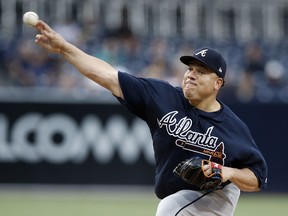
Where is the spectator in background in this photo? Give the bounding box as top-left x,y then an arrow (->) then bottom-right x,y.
5,39 -> 60,87
53,19 -> 82,46
236,43 -> 266,103
256,59 -> 287,103
1,19 -> 288,104
141,38 -> 170,80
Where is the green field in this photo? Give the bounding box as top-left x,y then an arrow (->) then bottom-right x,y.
0,186 -> 287,216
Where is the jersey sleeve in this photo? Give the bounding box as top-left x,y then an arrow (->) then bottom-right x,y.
243,128 -> 268,190
115,71 -> 172,121
115,72 -> 148,120
231,121 -> 268,190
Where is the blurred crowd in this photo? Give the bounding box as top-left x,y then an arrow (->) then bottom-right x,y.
0,20 -> 288,104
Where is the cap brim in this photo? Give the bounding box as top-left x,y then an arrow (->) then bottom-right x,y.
180,56 -> 217,75
180,56 -> 207,67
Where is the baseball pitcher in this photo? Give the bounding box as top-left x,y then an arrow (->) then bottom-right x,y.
33,20 -> 268,216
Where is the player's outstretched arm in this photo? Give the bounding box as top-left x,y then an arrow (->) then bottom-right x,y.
34,20 -> 123,98
222,167 -> 260,192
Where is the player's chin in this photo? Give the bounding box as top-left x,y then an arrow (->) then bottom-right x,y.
183,90 -> 198,102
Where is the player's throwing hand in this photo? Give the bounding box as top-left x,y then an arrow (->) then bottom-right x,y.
34,20 -> 66,54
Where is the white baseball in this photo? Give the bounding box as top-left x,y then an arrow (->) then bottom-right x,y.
23,11 -> 39,27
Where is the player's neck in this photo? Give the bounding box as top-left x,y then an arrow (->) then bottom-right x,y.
189,98 -> 221,112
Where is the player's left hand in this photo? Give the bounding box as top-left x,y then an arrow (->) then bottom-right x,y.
173,156 -> 223,192
203,163 -> 211,176
203,161 -> 223,178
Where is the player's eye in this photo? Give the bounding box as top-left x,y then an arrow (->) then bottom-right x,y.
197,70 -> 206,75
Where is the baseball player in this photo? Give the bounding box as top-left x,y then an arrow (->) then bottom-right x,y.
34,20 -> 268,216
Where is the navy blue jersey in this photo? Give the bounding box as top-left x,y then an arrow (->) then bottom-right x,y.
116,71 -> 268,199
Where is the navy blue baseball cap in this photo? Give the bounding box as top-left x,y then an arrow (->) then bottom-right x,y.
180,47 -> 227,79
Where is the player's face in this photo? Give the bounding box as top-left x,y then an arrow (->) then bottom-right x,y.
182,62 -> 223,105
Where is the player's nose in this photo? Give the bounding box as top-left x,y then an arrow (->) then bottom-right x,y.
186,69 -> 197,79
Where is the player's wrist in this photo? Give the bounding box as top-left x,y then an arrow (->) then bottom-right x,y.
221,166 -> 234,182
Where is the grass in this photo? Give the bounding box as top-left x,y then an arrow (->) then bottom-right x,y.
0,185 -> 158,216
0,196 -> 158,216
0,186 -> 287,216
235,193 -> 288,216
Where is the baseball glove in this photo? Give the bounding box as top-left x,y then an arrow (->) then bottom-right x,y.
173,156 -> 223,192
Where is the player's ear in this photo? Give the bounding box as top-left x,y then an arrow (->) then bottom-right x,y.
215,78 -> 224,90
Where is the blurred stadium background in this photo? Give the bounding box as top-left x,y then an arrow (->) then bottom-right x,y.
0,0 -> 288,215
